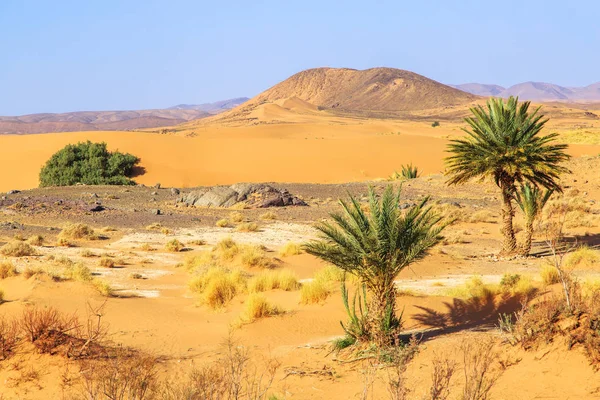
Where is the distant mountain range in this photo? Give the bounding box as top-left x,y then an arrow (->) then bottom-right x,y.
452,82 -> 600,102
0,98 -> 249,134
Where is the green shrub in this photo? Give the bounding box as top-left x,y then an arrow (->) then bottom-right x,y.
39,141 -> 140,187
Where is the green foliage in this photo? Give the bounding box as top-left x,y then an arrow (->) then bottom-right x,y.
39,141 -> 140,187
389,163 -> 419,181
515,183 -> 553,223
304,185 -> 445,345
431,121 -> 440,127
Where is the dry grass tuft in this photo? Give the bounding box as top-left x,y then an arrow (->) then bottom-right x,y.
247,269 -> 299,292
0,261 -> 18,279
80,249 -> 96,258
216,219 -> 230,228
229,211 -> 245,223
440,229 -> 469,245
241,293 -> 282,322
92,279 -> 114,297
447,276 -> 496,300
540,264 -> 561,285
0,241 -> 36,257
467,210 -> 497,224
240,245 -> 274,268
145,222 -> 163,231
260,211 -> 277,220
59,223 -> 98,240
300,280 -> 331,304
235,222 -> 259,232
278,242 -> 302,257
214,238 -> 240,261
565,246 -> 600,269
26,235 -> 44,246
56,237 -> 74,247
165,239 -> 184,252
188,267 -> 246,309
98,257 -> 116,268
64,263 -> 93,282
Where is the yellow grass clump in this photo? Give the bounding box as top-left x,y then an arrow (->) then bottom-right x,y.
565,246 -> 600,269
0,241 -> 36,257
26,235 -> 44,246
229,211 -> 245,223
540,264 -> 560,285
59,223 -> 98,240
56,238 -> 74,247
499,273 -> 536,297
278,242 -> 302,257
440,229 -> 469,245
447,276 -> 496,300
92,279 -> 114,297
467,210 -> 496,224
165,239 -> 184,252
184,251 -> 217,273
80,249 -> 96,257
145,222 -> 163,231
188,267 -> 246,309
214,238 -> 240,261
98,257 -> 116,268
216,219 -> 230,228
0,261 -> 18,279
64,263 -> 93,282
240,245 -> 274,268
241,293 -> 282,322
235,222 -> 259,232
260,211 -> 277,220
300,280 -> 331,304
247,269 -> 300,292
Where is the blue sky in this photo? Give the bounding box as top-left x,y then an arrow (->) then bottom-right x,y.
0,0 -> 598,115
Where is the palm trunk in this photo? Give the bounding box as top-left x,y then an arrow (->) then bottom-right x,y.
519,219 -> 534,256
367,282 -> 397,346
500,187 -> 517,256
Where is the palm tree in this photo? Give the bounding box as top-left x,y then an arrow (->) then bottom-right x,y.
303,185 -> 445,346
445,97 -> 570,255
515,183 -> 553,256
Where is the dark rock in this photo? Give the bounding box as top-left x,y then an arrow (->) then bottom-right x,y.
7,190 -> 20,195
170,188 -> 180,195
154,183 -> 161,189
151,209 -> 162,215
90,193 -> 99,198
89,205 -> 105,212
178,184 -> 307,209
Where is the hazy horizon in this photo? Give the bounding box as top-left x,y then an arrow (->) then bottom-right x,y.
1,0 -> 599,115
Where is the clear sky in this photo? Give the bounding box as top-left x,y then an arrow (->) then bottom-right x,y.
1,0 -> 598,115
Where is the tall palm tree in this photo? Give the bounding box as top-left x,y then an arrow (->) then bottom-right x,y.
515,183 -> 553,256
445,97 -> 570,255
303,185 -> 445,346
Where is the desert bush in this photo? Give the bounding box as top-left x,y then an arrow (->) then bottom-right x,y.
39,141 -> 140,186
278,242 -> 302,257
461,337 -> 501,400
145,222 -> 163,231
64,263 -> 93,282
300,280 -> 331,304
440,229 -> 469,245
216,219 -> 230,228
247,269 -> 299,292
21,306 -> 79,354
0,261 -> 18,279
165,239 -> 184,252
429,354 -> 456,400
13,233 -> 25,241
214,238 -> 240,261
57,237 -> 74,247
0,315 -> 19,360
260,211 -> 277,220
80,249 -> 96,257
22,266 -> 43,279
26,235 -> 45,246
187,239 -> 206,246
467,210 -> 496,224
241,293 -> 282,322
229,211 -> 245,223
447,276 -> 496,300
139,243 -> 155,252
188,267 -> 246,309
432,121 -> 440,128
92,279 -> 114,297
184,252 -> 218,273
130,273 -> 143,280
565,245 -> 600,269
540,264 -> 561,285
98,257 -> 116,268
235,222 -> 259,232
0,241 -> 36,257
240,245 -> 274,268
59,223 -> 98,240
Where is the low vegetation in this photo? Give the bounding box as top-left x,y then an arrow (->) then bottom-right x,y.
59,223 -> 98,240
165,238 -> 184,252
39,141 -> 140,186
300,280 -> 331,305
188,267 -> 246,309
0,261 -> 18,279
278,241 -> 302,257
215,218 -> 230,228
247,269 -> 299,292
235,222 -> 259,232
241,293 -> 282,322
0,241 -> 36,257
26,235 -> 44,246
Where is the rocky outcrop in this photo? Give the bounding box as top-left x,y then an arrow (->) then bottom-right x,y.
178,184 -> 307,208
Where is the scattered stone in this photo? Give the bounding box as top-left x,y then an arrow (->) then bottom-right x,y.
1,196 -> 6,200
170,188 -> 180,195
179,184 -> 307,208
154,183 -> 161,189
0,221 -> 21,230
90,193 -> 99,198
89,205 -> 105,212
151,191 -> 158,195
151,209 -> 162,215
7,190 -> 20,195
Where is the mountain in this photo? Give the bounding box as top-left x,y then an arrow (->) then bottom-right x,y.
454,81 -> 600,102
0,109 -> 212,134
451,83 -> 505,97
169,97 -> 249,114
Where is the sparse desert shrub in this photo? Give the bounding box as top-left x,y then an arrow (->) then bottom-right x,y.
161,227 -> 172,235
39,141 -> 140,186
80,249 -> 96,257
184,251 -> 217,273
235,222 -> 259,232
0,261 -> 18,279
0,241 -> 36,257
461,337 -> 501,400
440,229 -> 469,245
22,266 -> 43,279
229,211 -> 245,223
241,293 -> 282,322
187,239 -> 206,246
313,264 -> 347,284
214,238 -> 240,261
98,257 -> 116,268
448,276 -> 496,300
145,222 -> 163,231
499,274 -> 535,297
432,121 -> 440,128
240,245 -> 274,268
56,237 -> 74,247
20,306 -> 79,354
260,211 -> 277,220
13,233 -> 25,241
102,226 -> 117,232
59,223 -> 98,241
278,242 -> 302,257
26,235 -> 44,246
188,267 -> 246,309
216,219 -> 230,228
467,210 -> 496,224
300,280 -> 331,304
565,245 -> 600,269
389,163 -> 419,181
165,239 -> 184,252
92,279 -> 114,297
64,263 -> 93,282
0,315 -> 19,360
540,264 -> 561,285
130,273 -> 143,280
139,243 -> 155,252
247,269 -> 299,292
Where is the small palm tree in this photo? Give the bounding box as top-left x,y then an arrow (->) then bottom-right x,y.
515,183 -> 553,256
445,97 -> 570,255
303,185 -> 445,346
